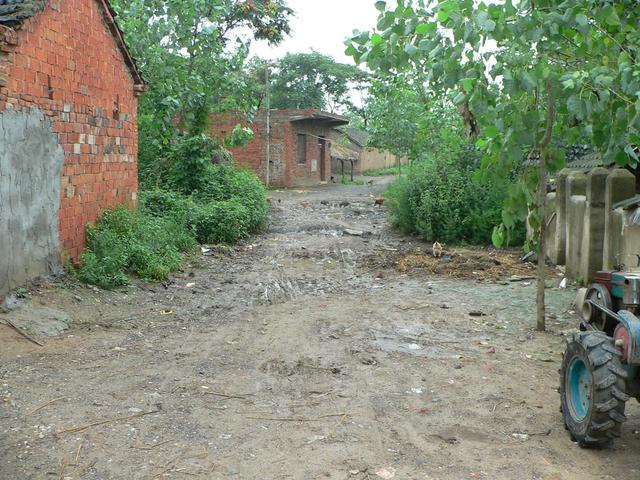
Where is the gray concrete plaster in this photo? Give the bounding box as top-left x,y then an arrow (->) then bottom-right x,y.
0,109 -> 64,297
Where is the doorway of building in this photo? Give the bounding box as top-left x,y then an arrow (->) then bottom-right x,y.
319,137 -> 327,181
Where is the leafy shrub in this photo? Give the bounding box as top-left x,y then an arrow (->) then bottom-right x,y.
193,200 -> 251,244
77,135 -> 268,288
191,164 -> 267,231
169,134 -> 218,194
77,206 -> 196,288
142,167 -> 267,243
385,147 -> 525,246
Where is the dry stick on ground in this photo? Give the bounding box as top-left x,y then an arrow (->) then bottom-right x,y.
2,319 -> 44,346
58,456 -> 68,480
55,406 -> 162,435
246,413 -> 350,422
27,396 -> 66,415
71,460 -> 96,478
73,441 -> 83,466
134,439 -> 172,450
203,391 -> 248,400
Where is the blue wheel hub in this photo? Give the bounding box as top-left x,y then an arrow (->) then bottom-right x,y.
567,357 -> 591,421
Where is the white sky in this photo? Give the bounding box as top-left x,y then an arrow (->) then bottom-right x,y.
249,0 -> 381,64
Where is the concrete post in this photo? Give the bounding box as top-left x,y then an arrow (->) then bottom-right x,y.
579,167 -> 609,283
544,192 -> 556,263
565,171 -> 587,281
553,169 -> 570,265
603,169 -> 636,270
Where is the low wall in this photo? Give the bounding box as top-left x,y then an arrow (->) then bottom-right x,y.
546,167 -> 640,284
359,148 -> 408,174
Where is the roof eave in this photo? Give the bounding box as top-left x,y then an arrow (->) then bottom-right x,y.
99,0 -> 146,91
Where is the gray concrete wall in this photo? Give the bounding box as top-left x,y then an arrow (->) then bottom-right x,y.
603,169 -> 636,269
564,172 -> 587,280
0,109 -> 64,296
552,169 -> 569,265
544,192 -> 556,262
579,168 -> 609,283
566,195 -> 586,281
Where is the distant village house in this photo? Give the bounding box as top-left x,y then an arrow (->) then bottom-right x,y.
332,127 -> 408,176
210,109 -> 349,187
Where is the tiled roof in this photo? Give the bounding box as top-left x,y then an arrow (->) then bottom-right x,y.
331,143 -> 359,161
344,128 -> 369,147
567,152 -> 613,171
0,0 -> 46,26
0,0 -> 145,89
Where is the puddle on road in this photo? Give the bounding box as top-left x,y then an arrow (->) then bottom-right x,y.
372,324 -> 466,359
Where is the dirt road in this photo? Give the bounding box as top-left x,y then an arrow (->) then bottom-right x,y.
2,179 -> 640,479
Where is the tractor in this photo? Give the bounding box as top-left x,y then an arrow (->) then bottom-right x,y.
560,270 -> 640,447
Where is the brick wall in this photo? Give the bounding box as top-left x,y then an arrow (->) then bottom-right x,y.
210,110 -> 333,187
0,0 -> 140,260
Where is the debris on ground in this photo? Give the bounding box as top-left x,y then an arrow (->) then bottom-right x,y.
363,247 -> 553,280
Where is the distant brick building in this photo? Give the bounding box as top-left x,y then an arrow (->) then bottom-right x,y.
210,109 -> 349,187
0,0 -> 144,295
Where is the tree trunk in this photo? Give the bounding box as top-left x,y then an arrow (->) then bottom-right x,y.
535,78 -> 554,332
536,152 -> 547,332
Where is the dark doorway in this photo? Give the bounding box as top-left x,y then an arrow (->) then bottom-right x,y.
319,137 -> 327,181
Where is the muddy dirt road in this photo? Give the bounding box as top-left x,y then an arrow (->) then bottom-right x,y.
2,179 -> 640,479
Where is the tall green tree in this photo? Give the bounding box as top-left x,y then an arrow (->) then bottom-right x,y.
110,0 -> 293,187
347,0 -> 640,330
270,52 -> 368,112
363,74 -> 462,160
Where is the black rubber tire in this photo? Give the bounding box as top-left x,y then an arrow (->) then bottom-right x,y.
560,331 -> 629,448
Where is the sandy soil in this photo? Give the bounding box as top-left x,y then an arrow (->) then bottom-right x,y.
1,177 -> 640,480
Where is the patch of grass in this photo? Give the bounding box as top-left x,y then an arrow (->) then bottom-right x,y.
340,177 -> 366,185
363,165 -> 404,176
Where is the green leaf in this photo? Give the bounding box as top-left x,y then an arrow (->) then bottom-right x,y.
452,91 -> 466,105
344,45 -> 357,57
604,6 -> 620,26
415,23 -> 429,35
521,71 -> 537,92
371,33 -> 383,46
476,11 -> 496,32
404,44 -> 418,57
575,13 -> 588,27
461,77 -> 475,92
484,125 -> 499,138
492,225 -> 506,248
437,10 -> 449,23
375,1 -> 387,12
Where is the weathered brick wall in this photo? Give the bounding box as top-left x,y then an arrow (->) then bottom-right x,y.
0,0 -> 139,260
210,111 -> 333,187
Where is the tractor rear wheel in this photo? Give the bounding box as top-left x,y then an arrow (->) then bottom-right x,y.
560,331 -> 629,447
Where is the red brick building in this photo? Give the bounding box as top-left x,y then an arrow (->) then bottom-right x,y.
210,109 -> 349,187
0,0 -> 144,295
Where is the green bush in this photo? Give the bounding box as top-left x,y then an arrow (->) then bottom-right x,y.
193,200 -> 251,244
191,164 -> 267,231
77,206 -> 197,288
385,147 -> 525,246
77,135 -> 268,288
142,167 -> 267,242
